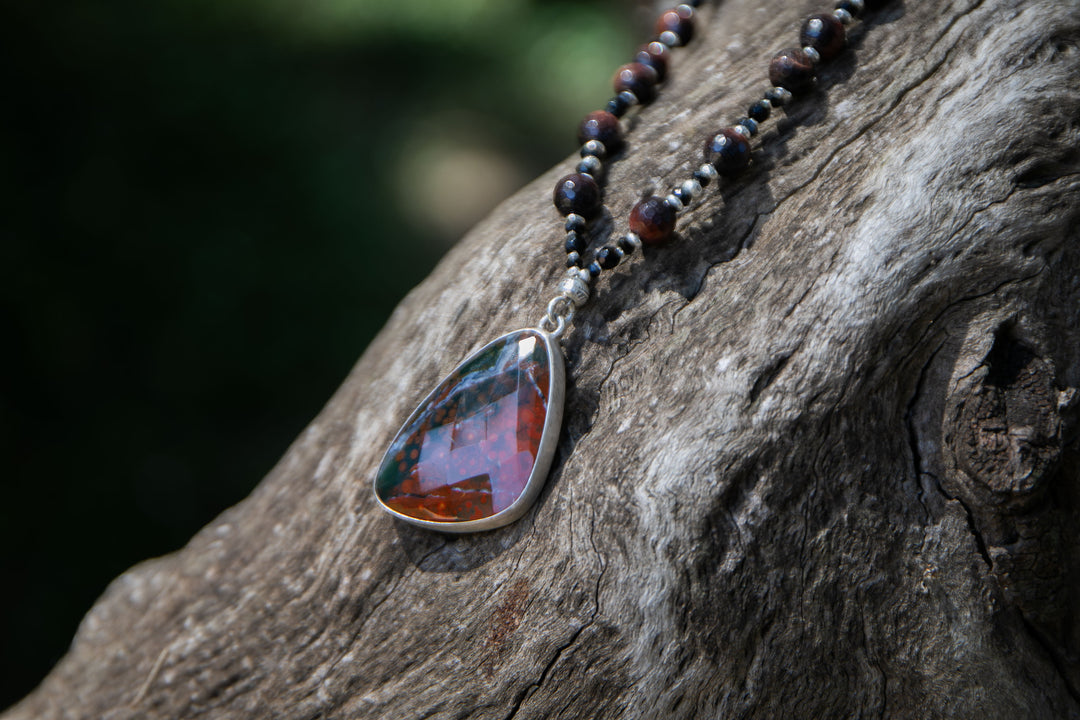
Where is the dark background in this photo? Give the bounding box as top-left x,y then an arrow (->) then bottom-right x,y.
0,0 -> 652,708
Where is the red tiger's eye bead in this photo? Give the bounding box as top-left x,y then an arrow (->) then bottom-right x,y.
769,48 -> 816,94
703,128 -> 751,176
577,111 -> 623,151
800,14 -> 846,61
655,6 -> 695,45
553,173 -> 601,219
634,41 -> 672,82
629,196 -> 677,246
613,62 -> 659,104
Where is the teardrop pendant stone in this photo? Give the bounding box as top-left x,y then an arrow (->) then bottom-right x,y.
374,329 -> 565,532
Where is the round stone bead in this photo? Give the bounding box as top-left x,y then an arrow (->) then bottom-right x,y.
596,245 -> 622,269
800,13 -> 846,61
565,230 -> 587,254
769,48 -> 816,94
565,214 -> 587,233
836,0 -> 865,17
703,128 -> 751,176
613,62 -> 659,104
566,251 -> 582,268
578,110 -> 623,151
553,173 -> 601,218
629,196 -> 678,246
748,99 -> 772,122
606,94 -> 631,117
634,41 -> 672,82
655,5 -> 695,46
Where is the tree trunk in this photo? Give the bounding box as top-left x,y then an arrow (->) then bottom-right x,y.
8,0 -> 1080,717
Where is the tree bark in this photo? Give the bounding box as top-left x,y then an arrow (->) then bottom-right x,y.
8,0 -> 1080,717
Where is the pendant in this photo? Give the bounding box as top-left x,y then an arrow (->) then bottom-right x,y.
373,328 -> 565,533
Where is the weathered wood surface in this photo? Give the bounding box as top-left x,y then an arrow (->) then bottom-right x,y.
8,0 -> 1080,717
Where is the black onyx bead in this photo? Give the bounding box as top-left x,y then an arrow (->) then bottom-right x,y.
673,187 -> 690,204
606,94 -> 631,117
836,0 -> 864,17
704,128 -> 751,176
800,13 -> 846,61
693,168 -> 713,186
736,117 -> 759,136
578,110 -> 623,151
748,99 -> 772,122
765,87 -> 791,107
565,231 -> 587,254
769,48 -> 816,94
553,173 -> 601,218
613,62 -> 659,104
565,214 -> 587,233
618,235 -> 638,254
655,6 -> 695,45
588,261 -> 602,278
634,41 -> 671,82
629,196 -> 677,245
566,251 -> 582,268
596,246 -> 621,269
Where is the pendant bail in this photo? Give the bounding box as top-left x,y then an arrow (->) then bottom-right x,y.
539,267 -> 591,339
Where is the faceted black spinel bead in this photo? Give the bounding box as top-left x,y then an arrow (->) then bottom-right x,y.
565,230 -> 587,254
566,251 -> 583,268
836,0 -> 864,17
673,186 -> 692,204
736,117 -> 759,136
748,99 -> 772,122
606,94 -> 631,117
565,214 -> 587,233
800,13 -> 846,61
765,87 -> 791,107
596,246 -> 621,269
588,261 -> 602,278
618,235 -> 638,254
553,173 -> 602,218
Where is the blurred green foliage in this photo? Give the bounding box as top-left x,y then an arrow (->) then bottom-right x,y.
0,0 -> 643,707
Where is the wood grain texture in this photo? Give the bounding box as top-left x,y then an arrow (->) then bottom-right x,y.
8,0 -> 1080,717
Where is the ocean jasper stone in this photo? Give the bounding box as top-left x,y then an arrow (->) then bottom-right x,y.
374,329 -> 565,531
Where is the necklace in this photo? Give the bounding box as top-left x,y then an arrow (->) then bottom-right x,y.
374,0 -> 868,532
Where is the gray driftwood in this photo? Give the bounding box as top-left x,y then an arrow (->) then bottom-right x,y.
8,0 -> 1080,717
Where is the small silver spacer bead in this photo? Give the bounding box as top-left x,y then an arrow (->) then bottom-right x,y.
659,30 -> 681,47
581,139 -> 606,159
733,124 -> 752,139
675,3 -> 694,14
833,8 -> 853,24
618,90 -> 639,108
559,268 -> 591,307
623,232 -> 642,251
802,46 -> 821,65
698,163 -> 719,181
681,178 -> 703,199
665,193 -> 685,212
578,155 -> 603,176
769,86 -> 793,105
566,213 -> 587,229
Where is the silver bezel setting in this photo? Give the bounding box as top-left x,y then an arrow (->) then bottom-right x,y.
373,328 -> 566,533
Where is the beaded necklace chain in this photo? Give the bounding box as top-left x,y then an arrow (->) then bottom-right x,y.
375,0 -> 871,533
